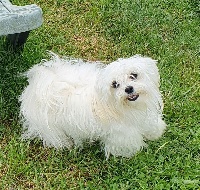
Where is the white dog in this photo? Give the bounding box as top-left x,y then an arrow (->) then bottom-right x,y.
19,54 -> 166,158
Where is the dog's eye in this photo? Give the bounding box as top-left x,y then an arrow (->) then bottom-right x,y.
130,73 -> 138,80
111,81 -> 120,88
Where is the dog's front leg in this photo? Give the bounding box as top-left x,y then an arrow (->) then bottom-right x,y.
141,117 -> 166,141
102,127 -> 146,158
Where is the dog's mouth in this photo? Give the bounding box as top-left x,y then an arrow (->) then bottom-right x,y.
127,93 -> 139,101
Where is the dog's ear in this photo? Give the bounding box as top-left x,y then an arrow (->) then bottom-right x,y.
145,58 -> 160,88
132,56 -> 160,88
123,56 -> 160,85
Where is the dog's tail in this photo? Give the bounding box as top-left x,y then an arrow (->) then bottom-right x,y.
19,60 -> 72,148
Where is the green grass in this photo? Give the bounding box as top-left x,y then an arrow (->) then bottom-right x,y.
0,0 -> 199,189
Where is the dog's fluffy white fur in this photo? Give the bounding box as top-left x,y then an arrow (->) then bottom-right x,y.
19,54 -> 166,158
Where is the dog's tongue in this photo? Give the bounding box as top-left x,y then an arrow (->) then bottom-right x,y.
127,93 -> 139,101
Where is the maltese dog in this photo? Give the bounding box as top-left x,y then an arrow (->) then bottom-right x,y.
19,53 -> 166,158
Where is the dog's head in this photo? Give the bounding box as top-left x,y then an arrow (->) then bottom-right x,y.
96,55 -> 162,108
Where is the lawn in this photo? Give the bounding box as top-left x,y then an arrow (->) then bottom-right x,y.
0,0 -> 199,189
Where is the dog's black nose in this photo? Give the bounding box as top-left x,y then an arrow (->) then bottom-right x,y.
125,86 -> 134,94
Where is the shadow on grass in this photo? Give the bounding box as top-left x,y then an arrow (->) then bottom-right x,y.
0,40 -> 26,121
0,37 -> 43,121
190,0 -> 200,16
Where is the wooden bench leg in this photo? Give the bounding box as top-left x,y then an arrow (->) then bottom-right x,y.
6,31 -> 30,50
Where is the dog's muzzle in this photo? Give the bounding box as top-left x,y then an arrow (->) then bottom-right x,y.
125,86 -> 139,101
